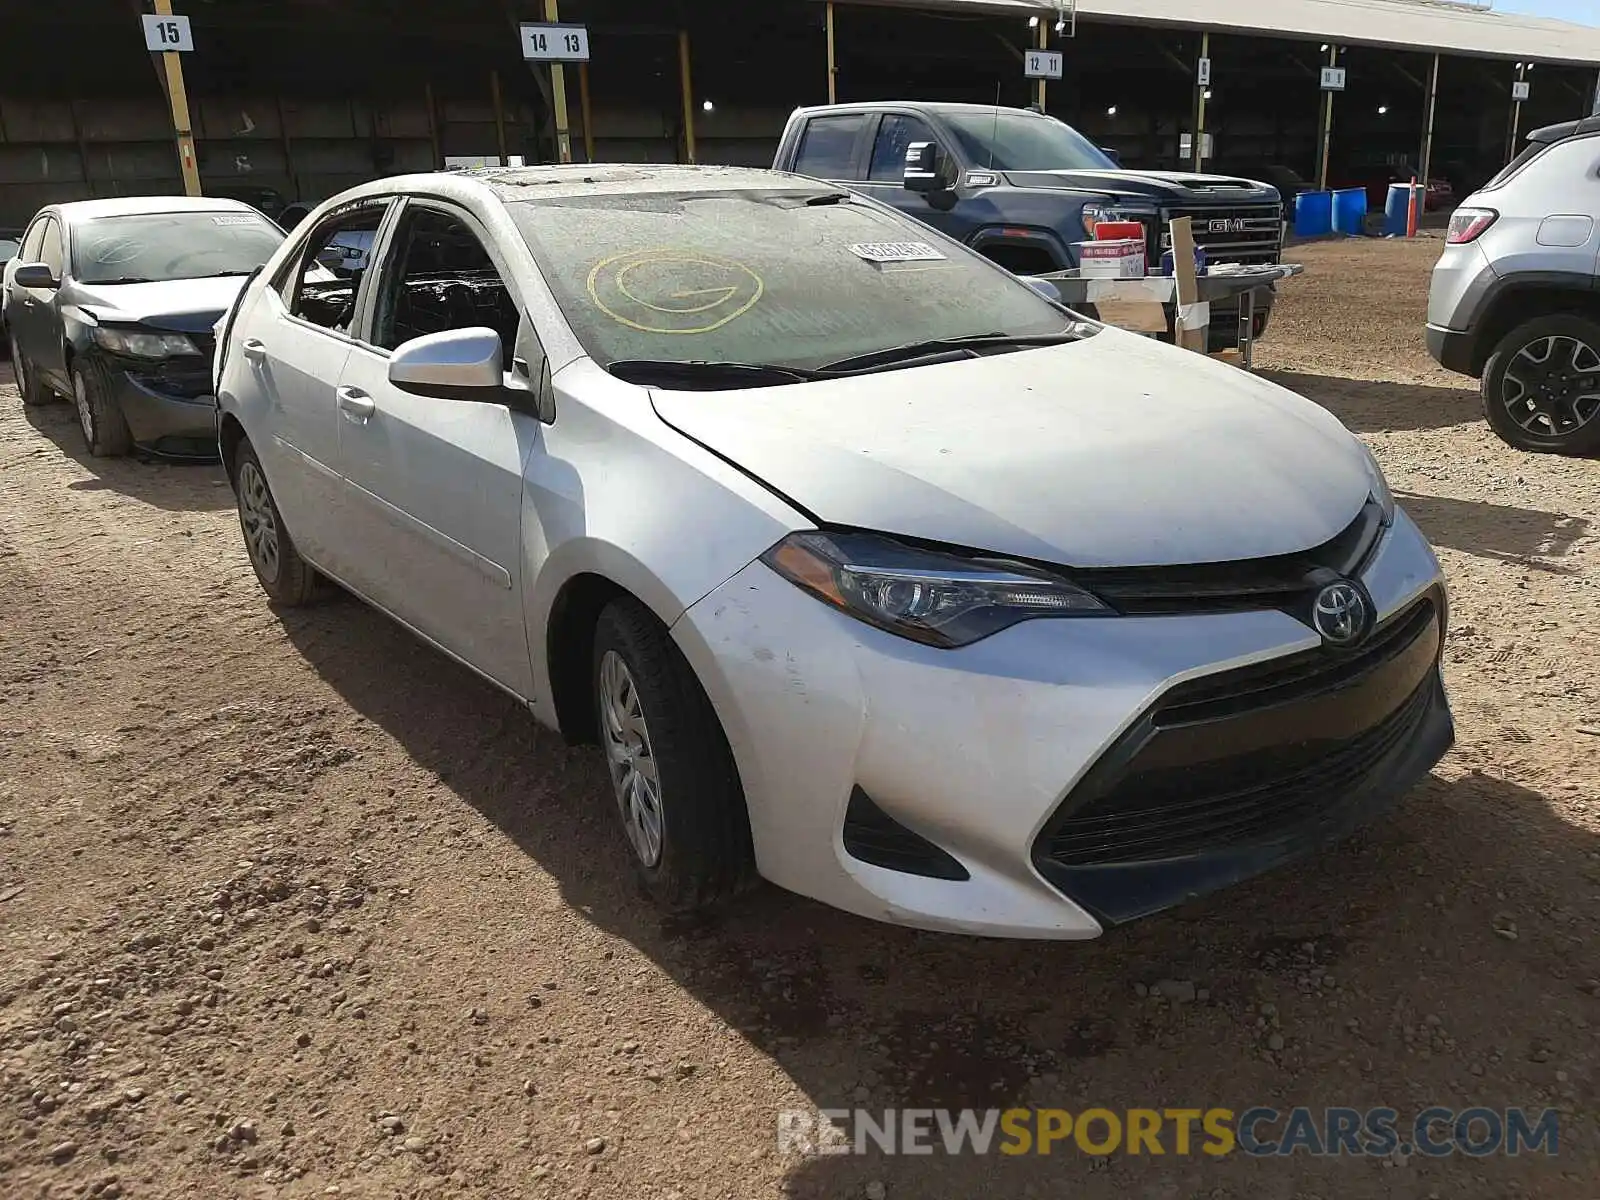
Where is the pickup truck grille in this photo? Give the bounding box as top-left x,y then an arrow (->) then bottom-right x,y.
1157,203 -> 1283,265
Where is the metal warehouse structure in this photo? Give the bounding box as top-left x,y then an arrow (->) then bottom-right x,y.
0,0 -> 1597,225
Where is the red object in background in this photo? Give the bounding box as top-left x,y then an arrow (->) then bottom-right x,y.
1094,221 -> 1146,241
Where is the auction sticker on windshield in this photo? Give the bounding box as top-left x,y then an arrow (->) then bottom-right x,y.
211,214 -> 259,226
848,242 -> 946,264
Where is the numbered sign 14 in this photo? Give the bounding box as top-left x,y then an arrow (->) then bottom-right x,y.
521,23 -> 590,62
141,13 -> 194,53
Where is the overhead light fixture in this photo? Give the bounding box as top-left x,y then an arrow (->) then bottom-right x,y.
1320,43 -> 1330,51
702,99 -> 715,113
1377,105 -> 1389,114
1028,15 -> 1040,27
1203,89 -> 1213,100
1055,19 -> 1066,31
1107,105 -> 1118,116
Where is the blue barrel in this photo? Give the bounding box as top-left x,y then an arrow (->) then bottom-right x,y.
1294,191 -> 1333,237
1332,188 -> 1368,235
1384,183 -> 1425,236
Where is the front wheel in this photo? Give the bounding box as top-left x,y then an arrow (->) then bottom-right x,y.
234,441 -> 319,606
71,360 -> 133,457
1481,315 -> 1600,456
591,597 -> 756,913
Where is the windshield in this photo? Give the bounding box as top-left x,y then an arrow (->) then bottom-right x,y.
0,237 -> 18,261
74,211 -> 284,285
942,111 -> 1117,172
510,190 -> 1070,373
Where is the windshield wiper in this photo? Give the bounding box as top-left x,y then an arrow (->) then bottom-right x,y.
88,276 -> 156,285
804,191 -> 853,206
607,359 -> 825,390
820,330 -> 1088,375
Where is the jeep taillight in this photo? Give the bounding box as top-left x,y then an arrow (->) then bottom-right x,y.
1446,208 -> 1498,245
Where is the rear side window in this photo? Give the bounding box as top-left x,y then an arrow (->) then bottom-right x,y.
38,219 -> 64,275
20,217 -> 47,262
1483,141 -> 1550,191
793,114 -> 866,180
285,204 -> 388,335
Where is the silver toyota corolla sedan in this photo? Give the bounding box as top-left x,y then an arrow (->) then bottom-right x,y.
214,165 -> 1453,939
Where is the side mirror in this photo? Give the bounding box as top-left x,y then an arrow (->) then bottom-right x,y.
1099,147 -> 1123,168
903,141 -> 942,194
1023,277 -> 1063,304
389,327 -> 504,401
13,262 -> 59,290
315,246 -> 345,269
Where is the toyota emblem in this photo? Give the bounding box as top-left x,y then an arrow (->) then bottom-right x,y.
1311,580 -> 1372,647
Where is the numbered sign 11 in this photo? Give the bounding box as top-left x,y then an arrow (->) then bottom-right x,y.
521,23 -> 591,62
141,13 -> 194,52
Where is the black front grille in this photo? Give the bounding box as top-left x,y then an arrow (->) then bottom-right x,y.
1159,203 -> 1283,265
1071,500 -> 1386,617
1035,596 -> 1441,870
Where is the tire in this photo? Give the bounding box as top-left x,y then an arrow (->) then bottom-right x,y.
591,597 -> 756,913
233,441 -> 319,606
1481,314 -> 1600,456
70,359 -> 133,457
10,337 -> 51,407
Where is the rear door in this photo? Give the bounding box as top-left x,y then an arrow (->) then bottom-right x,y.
242,199 -> 393,574
333,198 -> 539,696
10,217 -> 62,383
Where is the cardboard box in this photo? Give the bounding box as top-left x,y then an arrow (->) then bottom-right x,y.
1077,238 -> 1146,279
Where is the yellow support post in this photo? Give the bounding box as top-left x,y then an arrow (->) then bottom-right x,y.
544,0 -> 573,164
826,2 -> 838,104
1193,30 -> 1210,172
152,0 -> 201,195
579,62 -> 595,162
490,68 -> 507,165
1036,21 -> 1048,112
679,29 -> 697,164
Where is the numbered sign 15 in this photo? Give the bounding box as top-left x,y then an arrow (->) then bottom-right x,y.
520,23 -> 590,62
141,13 -> 194,53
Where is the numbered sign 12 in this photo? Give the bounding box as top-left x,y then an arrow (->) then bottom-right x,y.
141,13 -> 194,53
521,23 -> 590,62
1024,50 -> 1063,80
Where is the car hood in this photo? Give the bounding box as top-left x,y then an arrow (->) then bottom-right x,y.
1004,168 -> 1278,204
650,330 -> 1372,568
68,276 -> 249,332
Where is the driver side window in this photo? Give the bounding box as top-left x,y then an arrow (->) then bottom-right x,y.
868,115 -> 939,182
286,204 -> 388,335
38,219 -> 64,277
371,205 -> 523,370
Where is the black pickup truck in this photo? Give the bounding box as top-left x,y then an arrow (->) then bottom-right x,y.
773,101 -> 1286,351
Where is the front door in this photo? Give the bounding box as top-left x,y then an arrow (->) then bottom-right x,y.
851,112 -> 969,241
10,217 -> 63,386
335,199 -> 536,697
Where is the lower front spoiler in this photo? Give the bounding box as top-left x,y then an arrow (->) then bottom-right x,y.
1033,670 -> 1454,927
106,363 -> 219,459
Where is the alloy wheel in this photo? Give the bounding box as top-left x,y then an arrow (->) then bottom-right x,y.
1501,334 -> 1600,439
72,372 -> 95,446
237,460 -> 282,584
598,649 -> 664,868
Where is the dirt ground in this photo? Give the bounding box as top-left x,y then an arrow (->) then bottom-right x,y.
2,237 -> 1598,1200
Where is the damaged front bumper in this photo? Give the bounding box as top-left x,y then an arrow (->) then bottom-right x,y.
96,351 -> 219,458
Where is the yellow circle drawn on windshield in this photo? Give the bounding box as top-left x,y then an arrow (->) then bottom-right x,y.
586,248 -> 764,335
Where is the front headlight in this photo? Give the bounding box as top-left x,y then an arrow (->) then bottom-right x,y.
762,531 -> 1109,649
1358,443 -> 1395,525
90,327 -> 201,358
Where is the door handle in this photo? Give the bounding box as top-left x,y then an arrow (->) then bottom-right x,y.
337,386 -> 376,423
240,338 -> 267,362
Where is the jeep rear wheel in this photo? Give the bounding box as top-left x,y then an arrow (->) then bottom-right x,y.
1482,315 -> 1600,456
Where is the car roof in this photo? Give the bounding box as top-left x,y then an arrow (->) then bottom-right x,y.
336,163 -> 836,205
791,101 -> 1045,119
45,195 -> 261,223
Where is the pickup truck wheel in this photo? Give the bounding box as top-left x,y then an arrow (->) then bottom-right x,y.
1482,315 -> 1600,456
591,597 -> 756,913
234,442 -> 319,606
71,360 -> 133,457
11,338 -> 51,407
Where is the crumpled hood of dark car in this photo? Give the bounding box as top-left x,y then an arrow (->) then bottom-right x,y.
67,276 -> 249,332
